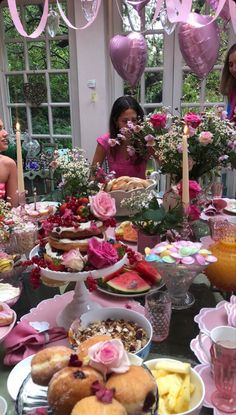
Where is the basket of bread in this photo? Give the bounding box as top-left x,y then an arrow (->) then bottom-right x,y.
104,176 -> 156,216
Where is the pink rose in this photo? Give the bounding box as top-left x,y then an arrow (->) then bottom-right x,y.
184,112 -> 202,128
150,113 -> 167,129
88,238 -> 118,269
187,205 -> 201,221
88,339 -> 130,377
177,180 -> 202,200
89,191 -> 116,220
198,131 -> 213,146
62,249 -> 85,271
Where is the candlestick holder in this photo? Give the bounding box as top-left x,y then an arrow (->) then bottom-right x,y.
18,191 -> 27,213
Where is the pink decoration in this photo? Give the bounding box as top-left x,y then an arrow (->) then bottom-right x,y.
89,191 -> 116,220
7,0 -> 48,38
206,0 -> 230,23
127,0 -> 150,15
109,32 -> 147,87
178,13 -> 220,79
56,0 -> 101,30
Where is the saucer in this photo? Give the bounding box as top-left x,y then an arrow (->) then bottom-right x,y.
194,302 -> 228,335
195,364 -> 233,415
190,334 -> 211,365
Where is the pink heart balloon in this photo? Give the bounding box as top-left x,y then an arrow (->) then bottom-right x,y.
206,0 -> 230,23
126,0 -> 150,14
178,13 -> 220,79
109,32 -> 147,87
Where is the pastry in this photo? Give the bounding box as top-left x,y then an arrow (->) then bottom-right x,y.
48,366 -> 104,415
71,396 -> 128,415
75,335 -> 112,360
31,346 -> 73,386
0,302 -> 14,326
106,365 -> 158,415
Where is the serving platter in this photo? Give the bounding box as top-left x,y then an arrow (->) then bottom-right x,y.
96,278 -> 165,298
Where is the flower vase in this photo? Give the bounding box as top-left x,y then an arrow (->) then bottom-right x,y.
137,231 -> 160,255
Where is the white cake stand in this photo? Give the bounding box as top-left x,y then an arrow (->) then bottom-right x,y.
29,245 -> 127,329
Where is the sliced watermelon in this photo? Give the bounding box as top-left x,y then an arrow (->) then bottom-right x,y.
134,260 -> 161,285
102,266 -> 126,283
107,271 -> 150,294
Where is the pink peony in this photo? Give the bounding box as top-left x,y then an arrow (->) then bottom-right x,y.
198,131 -> 213,146
89,191 -> 116,220
184,112 -> 202,128
62,249 -> 85,271
88,238 -> 118,269
88,339 -> 130,377
177,180 -> 202,200
150,113 -> 167,129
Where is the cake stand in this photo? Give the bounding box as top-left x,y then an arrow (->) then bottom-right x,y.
29,245 -> 127,329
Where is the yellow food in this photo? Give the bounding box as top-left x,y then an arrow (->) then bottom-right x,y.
151,361 -> 195,414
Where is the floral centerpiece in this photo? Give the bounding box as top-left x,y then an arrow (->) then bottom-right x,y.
154,109 -> 236,181
110,110 -> 169,162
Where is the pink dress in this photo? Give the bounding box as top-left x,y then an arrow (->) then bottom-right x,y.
97,134 -> 147,179
0,183 -> 6,199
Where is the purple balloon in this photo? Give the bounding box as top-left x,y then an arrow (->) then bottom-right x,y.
206,0 -> 230,23
178,13 -> 220,79
126,0 -> 150,14
109,32 -> 147,87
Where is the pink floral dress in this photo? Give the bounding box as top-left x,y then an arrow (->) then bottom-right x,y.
0,183 -> 6,199
97,134 -> 147,178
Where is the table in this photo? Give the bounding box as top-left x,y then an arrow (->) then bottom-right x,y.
0,274 -> 217,415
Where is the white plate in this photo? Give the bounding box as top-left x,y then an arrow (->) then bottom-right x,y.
0,311 -> 16,344
96,279 -> 165,298
7,354 -> 33,400
224,199 -> 236,214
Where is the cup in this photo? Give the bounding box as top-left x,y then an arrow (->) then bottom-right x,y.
199,326 -> 236,413
144,290 -> 172,342
211,182 -> 223,198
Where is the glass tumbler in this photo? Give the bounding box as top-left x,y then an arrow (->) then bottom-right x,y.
145,290 -> 172,342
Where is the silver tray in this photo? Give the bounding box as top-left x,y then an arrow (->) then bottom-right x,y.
16,374 -> 52,414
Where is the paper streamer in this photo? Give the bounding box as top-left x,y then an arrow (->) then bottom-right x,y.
7,0 -> 48,38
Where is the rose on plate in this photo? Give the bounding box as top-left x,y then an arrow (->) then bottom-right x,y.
87,238 -> 119,269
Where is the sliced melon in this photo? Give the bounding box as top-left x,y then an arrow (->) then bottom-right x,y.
134,260 -> 161,285
107,270 -> 150,293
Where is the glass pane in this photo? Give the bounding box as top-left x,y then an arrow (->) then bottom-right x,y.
146,34 -> 164,67
24,4 -> 43,34
50,74 -> 69,102
28,41 -> 47,70
10,107 -> 28,132
2,7 -> 20,38
25,74 -> 47,105
205,70 -> 222,102
54,138 -> 73,149
50,40 -> 69,69
31,107 -> 49,135
145,72 -> 163,103
182,71 -> 200,103
52,107 -> 71,135
7,75 -> 25,103
6,43 -> 24,71
56,2 -> 69,36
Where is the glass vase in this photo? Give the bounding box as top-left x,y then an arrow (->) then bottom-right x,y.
155,263 -> 206,310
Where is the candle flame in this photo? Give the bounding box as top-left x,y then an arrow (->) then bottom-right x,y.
16,122 -> 20,131
183,125 -> 189,136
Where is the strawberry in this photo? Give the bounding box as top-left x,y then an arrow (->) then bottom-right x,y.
78,197 -> 89,205
59,202 -> 68,215
76,205 -> 89,218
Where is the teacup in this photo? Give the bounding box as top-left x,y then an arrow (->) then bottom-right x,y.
199,326 -> 236,366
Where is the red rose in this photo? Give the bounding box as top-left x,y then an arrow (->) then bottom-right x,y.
184,112 -> 202,129
177,180 -> 202,200
150,113 -> 167,129
187,205 -> 201,221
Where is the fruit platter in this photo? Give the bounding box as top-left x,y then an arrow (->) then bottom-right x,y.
96,259 -> 164,297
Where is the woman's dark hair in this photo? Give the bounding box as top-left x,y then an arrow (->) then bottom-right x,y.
109,95 -> 144,138
220,43 -> 236,96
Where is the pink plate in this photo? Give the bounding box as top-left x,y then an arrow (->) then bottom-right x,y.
194,302 -> 228,335
0,311 -> 16,343
190,333 -> 211,364
195,364 -> 229,415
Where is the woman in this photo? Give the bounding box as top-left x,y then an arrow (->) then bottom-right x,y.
0,119 -> 18,206
220,43 -> 236,122
92,95 -> 150,179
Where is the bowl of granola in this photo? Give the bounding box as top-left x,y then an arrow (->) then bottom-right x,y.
68,307 -> 152,360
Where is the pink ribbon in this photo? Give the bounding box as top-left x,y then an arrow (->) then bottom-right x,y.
229,0 -> 236,33
56,0 -> 102,30
7,0 -> 49,38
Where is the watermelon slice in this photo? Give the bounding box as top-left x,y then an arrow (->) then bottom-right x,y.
134,260 -> 161,285
102,266 -> 126,282
107,271 -> 150,294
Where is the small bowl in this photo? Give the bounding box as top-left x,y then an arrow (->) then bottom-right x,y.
0,396 -> 7,415
71,307 -> 152,360
144,358 -> 205,415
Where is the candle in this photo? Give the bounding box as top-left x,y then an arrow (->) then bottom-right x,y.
16,122 -> 25,193
182,124 -> 189,207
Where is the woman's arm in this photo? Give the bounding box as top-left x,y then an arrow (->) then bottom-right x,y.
91,143 -> 107,167
6,159 -> 18,207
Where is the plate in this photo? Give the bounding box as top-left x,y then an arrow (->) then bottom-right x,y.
96,278 -> 165,298
7,354 -> 33,400
0,310 -> 16,343
194,301 -> 228,335
224,199 -> 236,214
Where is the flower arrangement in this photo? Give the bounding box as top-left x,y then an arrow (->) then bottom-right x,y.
155,109 -> 236,181
120,189 -> 183,236
109,110 -> 169,162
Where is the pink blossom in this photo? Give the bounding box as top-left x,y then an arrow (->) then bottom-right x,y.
108,138 -> 119,147
89,191 -> 116,220
177,180 -> 202,200
62,249 -> 84,271
150,113 -> 167,129
88,238 -> 118,269
219,155 -> 229,161
177,143 -> 183,153
88,339 -> 130,377
127,145 -> 136,157
184,112 -> 202,128
198,131 -> 213,146
187,205 -> 201,221
133,124 -> 142,133
145,134 -> 156,146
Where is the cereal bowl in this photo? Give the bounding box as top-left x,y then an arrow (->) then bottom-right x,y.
69,307 -> 152,360
144,358 -> 205,415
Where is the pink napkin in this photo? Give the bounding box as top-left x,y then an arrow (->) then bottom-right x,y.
3,320 -> 67,365
224,295 -> 236,328
204,199 -> 227,216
